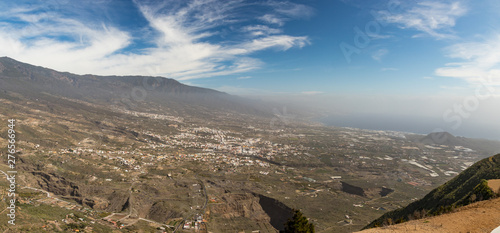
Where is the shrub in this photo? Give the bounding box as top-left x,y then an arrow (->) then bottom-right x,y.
284,210 -> 315,233
470,179 -> 494,203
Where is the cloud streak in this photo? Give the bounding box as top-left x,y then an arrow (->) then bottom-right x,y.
435,34 -> 500,89
0,0 -> 311,80
379,1 -> 467,39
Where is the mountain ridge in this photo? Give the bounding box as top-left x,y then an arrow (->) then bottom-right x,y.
0,56 -> 272,118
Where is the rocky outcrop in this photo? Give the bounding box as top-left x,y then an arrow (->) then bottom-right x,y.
210,193 -> 270,221
29,171 -> 131,212
209,193 -> 294,231
105,191 -> 130,212
146,201 -> 182,223
31,171 -> 81,197
82,197 -> 110,209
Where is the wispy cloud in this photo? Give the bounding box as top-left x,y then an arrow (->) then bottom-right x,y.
259,14 -> 285,26
242,25 -> 282,37
435,34 -> 500,88
0,0 -> 311,80
267,0 -> 314,18
0,4 -> 132,73
237,76 -> 252,79
258,1 -> 313,27
372,48 -> 388,61
381,67 -> 398,71
379,1 -> 467,39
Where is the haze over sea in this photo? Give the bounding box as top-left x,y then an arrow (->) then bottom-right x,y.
318,114 -> 500,141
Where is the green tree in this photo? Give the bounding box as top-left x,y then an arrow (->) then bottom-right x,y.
284,210 -> 315,233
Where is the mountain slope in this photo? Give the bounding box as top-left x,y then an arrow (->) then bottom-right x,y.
358,196 -> 500,233
0,57 -> 298,232
0,57 -> 271,117
419,132 -> 467,147
412,131 -> 500,156
363,153 -> 500,229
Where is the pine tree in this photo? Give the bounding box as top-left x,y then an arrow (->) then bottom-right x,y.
284,210 -> 315,233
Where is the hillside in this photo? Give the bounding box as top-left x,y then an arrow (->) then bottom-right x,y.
418,132 -> 467,147
0,57 -> 291,232
407,132 -> 500,158
363,153 -> 500,229
358,196 -> 500,233
0,57 -> 271,117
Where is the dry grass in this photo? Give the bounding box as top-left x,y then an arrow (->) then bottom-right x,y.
357,197 -> 500,233
488,179 -> 500,194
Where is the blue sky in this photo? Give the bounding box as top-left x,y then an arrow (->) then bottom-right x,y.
1,0 -> 500,138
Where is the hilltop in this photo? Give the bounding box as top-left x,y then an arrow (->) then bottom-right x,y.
411,131 -> 500,157
419,132 -> 466,147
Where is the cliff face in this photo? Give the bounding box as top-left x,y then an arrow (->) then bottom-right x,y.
31,171 -> 81,197
364,154 -> 500,229
257,194 -> 294,231
25,171 -> 129,212
208,193 -> 294,231
210,193 -> 271,221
